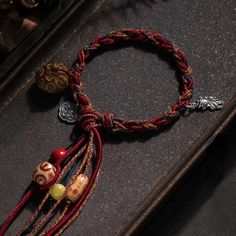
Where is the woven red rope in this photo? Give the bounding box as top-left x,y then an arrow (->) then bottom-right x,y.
69,29 -> 193,133
0,29 -> 194,236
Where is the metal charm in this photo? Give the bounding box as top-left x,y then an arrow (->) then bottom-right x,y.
58,102 -> 78,124
186,96 -> 223,111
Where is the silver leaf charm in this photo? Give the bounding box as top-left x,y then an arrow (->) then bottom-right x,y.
186,96 -> 223,111
58,101 -> 78,123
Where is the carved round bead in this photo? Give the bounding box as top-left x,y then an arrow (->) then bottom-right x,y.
32,162 -> 56,186
50,184 -> 66,201
50,148 -> 67,162
35,63 -> 69,94
66,174 -> 89,202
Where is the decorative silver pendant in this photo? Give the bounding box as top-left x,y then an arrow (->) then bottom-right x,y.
186,96 -> 223,111
58,101 -> 78,123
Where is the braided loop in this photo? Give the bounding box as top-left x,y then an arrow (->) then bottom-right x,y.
70,29 -> 193,132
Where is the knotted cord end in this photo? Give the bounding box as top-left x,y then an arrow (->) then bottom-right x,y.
78,108 -> 118,132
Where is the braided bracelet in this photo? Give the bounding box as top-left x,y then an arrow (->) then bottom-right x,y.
0,29 -> 223,236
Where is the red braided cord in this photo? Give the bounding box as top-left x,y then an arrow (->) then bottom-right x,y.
0,184 -> 36,236
0,29 -> 194,235
46,30 -> 193,234
70,29 -> 193,133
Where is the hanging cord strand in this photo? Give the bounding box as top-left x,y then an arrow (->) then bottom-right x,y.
17,139 -> 88,236
31,131 -> 94,235
0,183 -> 37,236
45,202 -> 70,236
44,128 -> 102,236
55,171 -> 100,236
0,135 -> 86,236
53,135 -> 100,236
40,131 -> 95,235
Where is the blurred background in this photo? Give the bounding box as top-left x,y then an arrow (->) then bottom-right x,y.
0,0 -> 75,64
138,118 -> 236,236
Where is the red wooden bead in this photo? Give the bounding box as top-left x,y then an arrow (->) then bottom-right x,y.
50,148 -> 67,162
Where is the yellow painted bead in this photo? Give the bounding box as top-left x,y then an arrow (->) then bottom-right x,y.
50,184 -> 66,201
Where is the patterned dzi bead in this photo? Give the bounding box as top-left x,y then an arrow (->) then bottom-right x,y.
32,162 -> 57,186
66,174 -> 89,202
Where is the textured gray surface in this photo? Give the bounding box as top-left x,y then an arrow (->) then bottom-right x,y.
139,120 -> 236,236
0,0 -> 235,235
